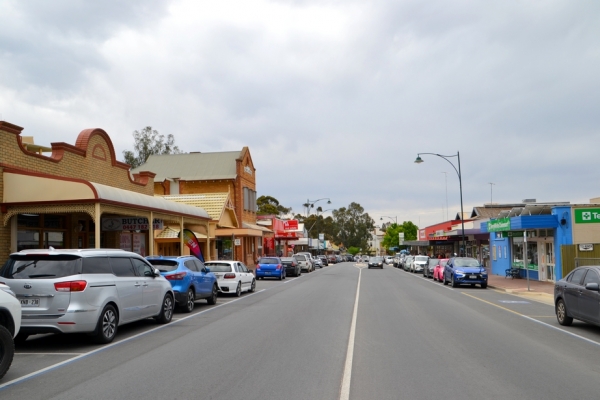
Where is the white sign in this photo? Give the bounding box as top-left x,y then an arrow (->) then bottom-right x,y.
319,233 -> 324,241
234,238 -> 241,246
399,232 -> 405,245
102,217 -> 163,231
244,165 -> 253,175
579,243 -> 594,251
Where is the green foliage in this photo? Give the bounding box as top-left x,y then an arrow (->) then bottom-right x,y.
123,126 -> 182,169
382,221 -> 419,249
347,246 -> 360,256
257,196 -> 291,216
332,202 -> 374,251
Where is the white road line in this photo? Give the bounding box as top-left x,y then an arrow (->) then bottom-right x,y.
14,353 -> 84,356
339,268 -> 362,400
0,288 -> 268,391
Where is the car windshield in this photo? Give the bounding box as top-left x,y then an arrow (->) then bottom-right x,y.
454,258 -> 480,267
146,259 -> 179,272
2,255 -> 82,279
204,262 -> 233,272
259,258 -> 279,264
370,257 -> 383,261
415,256 -> 428,262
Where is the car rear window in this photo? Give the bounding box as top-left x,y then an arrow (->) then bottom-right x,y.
204,262 -> 233,272
147,259 -> 179,272
2,255 -> 82,279
294,255 -> 306,261
259,258 -> 279,264
415,256 -> 428,262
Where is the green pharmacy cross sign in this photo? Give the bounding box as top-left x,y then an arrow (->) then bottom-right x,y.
575,208 -> 600,224
488,218 -> 511,232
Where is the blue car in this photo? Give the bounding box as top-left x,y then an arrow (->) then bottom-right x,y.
146,256 -> 218,312
443,257 -> 488,288
255,257 -> 286,280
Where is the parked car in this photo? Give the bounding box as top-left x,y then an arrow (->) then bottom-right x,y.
335,255 -> 343,263
554,266 -> 600,326
361,255 -> 370,263
280,257 -> 302,277
368,256 -> 384,269
318,255 -> 329,266
354,255 -> 360,262
1,249 -> 175,344
411,256 -> 429,273
433,259 -> 449,282
384,256 -> 394,265
0,283 -> 20,379
296,252 -> 314,268
202,260 -> 256,296
256,257 -> 286,280
424,258 -> 437,278
345,254 -> 354,262
147,256 -> 218,312
313,257 -> 323,269
294,254 -> 313,273
327,254 -> 337,264
403,256 -> 414,272
443,257 -> 488,288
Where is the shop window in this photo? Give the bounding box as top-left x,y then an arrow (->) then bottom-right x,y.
18,214 -> 40,228
44,231 -> 64,249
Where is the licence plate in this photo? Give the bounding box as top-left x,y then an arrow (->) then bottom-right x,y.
265,272 -> 271,275
469,275 -> 477,279
21,298 -> 40,307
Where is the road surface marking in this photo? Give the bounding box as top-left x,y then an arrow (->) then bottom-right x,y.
340,267 -> 362,400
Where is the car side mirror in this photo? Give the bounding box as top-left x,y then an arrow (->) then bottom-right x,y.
202,267 -> 211,273
153,268 -> 161,277
585,282 -> 599,291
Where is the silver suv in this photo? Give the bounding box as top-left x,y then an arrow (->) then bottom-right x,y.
0,249 -> 175,344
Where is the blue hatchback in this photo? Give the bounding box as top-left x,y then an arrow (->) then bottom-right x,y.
255,257 -> 286,280
443,257 -> 488,288
146,256 -> 218,312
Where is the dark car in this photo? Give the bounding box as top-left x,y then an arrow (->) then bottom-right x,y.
368,256 -> 384,269
443,257 -> 488,288
345,254 -> 354,262
555,266 -> 600,326
318,255 -> 329,266
281,257 -> 301,277
424,258 -> 437,278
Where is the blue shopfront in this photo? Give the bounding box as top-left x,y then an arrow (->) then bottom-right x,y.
481,206 -> 573,282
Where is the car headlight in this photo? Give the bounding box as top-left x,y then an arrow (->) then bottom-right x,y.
0,286 -> 16,298
481,270 -> 488,275
455,269 -> 465,276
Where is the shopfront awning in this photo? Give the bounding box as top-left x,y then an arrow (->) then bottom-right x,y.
214,222 -> 271,238
155,226 -> 207,240
2,171 -> 210,221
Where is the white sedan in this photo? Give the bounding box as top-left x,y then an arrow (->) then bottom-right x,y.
0,283 -> 21,379
204,261 -> 256,296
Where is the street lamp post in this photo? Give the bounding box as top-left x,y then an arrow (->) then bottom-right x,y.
304,198 -> 331,217
415,152 -> 466,257
380,216 -> 397,224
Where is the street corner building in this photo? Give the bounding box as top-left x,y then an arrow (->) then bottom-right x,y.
0,120 -> 211,261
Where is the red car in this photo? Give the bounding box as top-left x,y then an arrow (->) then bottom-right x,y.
433,258 -> 449,282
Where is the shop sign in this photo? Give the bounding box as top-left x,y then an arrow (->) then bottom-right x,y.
418,230 -> 426,240
284,220 -> 299,230
488,218 -> 511,232
399,232 -> 404,245
574,208 -> 600,224
120,233 -> 132,251
234,238 -> 241,246
579,244 -> 594,251
132,233 -> 146,256
502,231 -> 524,238
102,217 -> 163,231
319,233 -> 324,241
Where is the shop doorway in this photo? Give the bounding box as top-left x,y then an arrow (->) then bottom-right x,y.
542,242 -> 555,282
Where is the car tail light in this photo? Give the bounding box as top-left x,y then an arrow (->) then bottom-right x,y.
54,281 -> 87,292
256,265 -> 261,270
276,264 -> 282,270
224,273 -> 236,279
166,272 -> 187,280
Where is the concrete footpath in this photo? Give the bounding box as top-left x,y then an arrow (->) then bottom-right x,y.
487,274 -> 555,305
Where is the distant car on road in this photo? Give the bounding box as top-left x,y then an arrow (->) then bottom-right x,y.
443,257 -> 488,288
147,256 -> 218,312
411,256 -> 429,273
313,257 -> 323,269
424,258 -> 437,278
318,255 -> 329,266
368,256 -> 384,269
294,254 -> 313,273
554,266 -> 600,327
403,256 -> 414,272
433,259 -> 449,282
256,257 -> 286,280
280,257 -> 301,277
202,260 -> 256,297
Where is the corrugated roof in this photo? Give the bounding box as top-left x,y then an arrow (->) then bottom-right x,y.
132,151 -> 241,181
155,226 -> 207,239
161,193 -> 231,220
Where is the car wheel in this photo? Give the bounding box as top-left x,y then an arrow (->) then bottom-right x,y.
156,294 -> 174,324
93,304 -> 118,344
451,275 -> 459,288
183,288 -> 195,313
207,285 -> 218,305
235,282 -> 242,297
283,271 -> 286,280
13,332 -> 29,346
0,325 -> 15,380
556,299 -> 573,326
443,273 -> 449,286
250,279 -> 256,292
481,283 -> 487,289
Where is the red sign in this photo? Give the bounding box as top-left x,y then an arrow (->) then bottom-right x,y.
284,220 -> 299,230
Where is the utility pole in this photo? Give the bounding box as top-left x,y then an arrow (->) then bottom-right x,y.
489,182 -> 495,205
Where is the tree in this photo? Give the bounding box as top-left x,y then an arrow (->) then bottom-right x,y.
381,221 -> 419,251
347,246 -> 360,256
257,196 -> 292,216
332,202 -> 374,251
122,126 -> 182,169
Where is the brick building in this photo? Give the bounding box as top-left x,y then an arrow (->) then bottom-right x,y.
132,148 -> 269,267
0,121 -> 210,261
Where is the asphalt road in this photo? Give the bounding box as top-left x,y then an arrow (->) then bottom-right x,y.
2,262 -> 600,399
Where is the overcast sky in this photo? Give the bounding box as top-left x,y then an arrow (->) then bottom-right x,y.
1,0 -> 599,228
